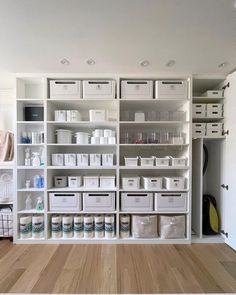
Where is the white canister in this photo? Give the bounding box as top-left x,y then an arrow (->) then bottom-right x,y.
68,176 -> 82,188
90,154 -> 101,166
52,154 -> 64,166
51,215 -> 62,238
54,110 -> 67,122
102,154 -> 114,166
120,215 -> 130,238
32,215 -> 44,239
105,215 -> 115,238
74,132 -> 90,144
77,154 -> 89,166
100,137 -> 108,145
64,154 -> 77,166
74,215 -> 84,238
104,129 -> 113,137
84,215 -> 94,238
56,129 -> 73,144
19,216 -> 32,239
91,137 -> 100,145
62,216 -> 73,238
93,129 -> 104,137
94,215 -> 104,238
108,137 -> 116,144
67,110 -> 81,122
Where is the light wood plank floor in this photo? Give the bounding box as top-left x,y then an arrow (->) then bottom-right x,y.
0,240 -> 236,293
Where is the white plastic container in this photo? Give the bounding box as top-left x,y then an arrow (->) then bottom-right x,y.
206,109 -> 223,118
206,129 -> 222,137
54,110 -> 67,121
124,157 -> 139,166
83,80 -> 115,99
140,156 -> 155,166
51,154 -> 64,166
134,111 -> 145,121
102,154 -> 114,166
122,177 -> 140,190
49,193 -> 82,212
193,123 -> 206,130
142,177 -> 163,190
67,110 -> 81,122
193,104 -> 206,118
100,176 -> 115,188
68,176 -> 82,188
170,157 -> 187,166
121,193 -> 153,211
132,215 -> 158,238
89,110 -> 106,122
121,80 -> 154,99
56,129 -> 73,144
192,129 -> 205,137
163,177 -> 186,190
202,90 -> 223,98
83,192 -> 115,212
77,154 -> 89,166
64,154 -> 77,166
54,176 -> 67,188
159,215 -> 185,239
89,154 -> 101,166
155,193 -> 188,212
74,132 -> 90,144
155,80 -> 188,99
155,157 -> 170,167
50,80 -> 82,99
83,176 -> 99,188
207,122 -> 223,130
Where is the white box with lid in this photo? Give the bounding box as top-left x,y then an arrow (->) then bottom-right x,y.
206,129 -> 222,137
155,80 -> 188,99
142,177 -> 163,190
100,176 -> 115,189
193,104 -> 206,118
83,176 -> 99,188
121,80 -> 153,99
83,80 -> 115,99
83,192 -> 115,212
89,109 -> 106,122
49,192 -> 82,211
193,123 -> 206,130
122,177 -> 140,190
207,122 -> 223,130
155,192 -> 188,212
159,215 -> 185,239
121,193 -> 153,211
163,177 -> 186,190
202,90 -> 223,98
206,109 -> 223,118
50,80 -> 82,99
132,215 -> 158,238
68,176 -> 82,188
193,129 -> 205,137
207,103 -> 223,112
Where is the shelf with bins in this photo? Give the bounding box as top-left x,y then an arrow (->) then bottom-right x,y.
119,166 -> 189,170
47,187 -> 118,192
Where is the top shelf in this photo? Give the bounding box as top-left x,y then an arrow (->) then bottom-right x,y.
193,96 -> 224,103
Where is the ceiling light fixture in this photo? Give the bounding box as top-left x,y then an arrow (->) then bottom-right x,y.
87,59 -> 95,65
218,62 -> 228,68
140,60 -> 150,67
166,60 -> 176,67
60,58 -> 70,65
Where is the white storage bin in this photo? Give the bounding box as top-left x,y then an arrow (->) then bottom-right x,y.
50,80 -> 82,99
67,110 -> 81,122
89,154 -> 101,166
170,157 -> 187,166
54,110 -> 67,121
155,193 -> 188,212
142,177 -> 163,190
163,177 -> 186,190
193,123 -> 206,130
68,176 -> 82,188
206,109 -> 223,118
77,154 -> 89,166
89,109 -> 106,122
159,215 -> 185,239
207,104 -> 223,112
64,154 -> 77,166
134,111 -> 145,121
192,129 -> 205,137
84,176 -> 99,188
206,129 -> 222,137
83,192 -> 115,212
121,80 -> 153,99
49,192 -> 82,212
83,80 -> 115,99
207,122 -> 223,130
124,157 -> 139,166
54,176 -> 67,188
122,177 -> 140,190
202,90 -> 223,98
51,154 -> 64,166
140,156 -> 155,166
121,193 -> 153,211
102,154 -> 114,166
56,129 -> 73,144
132,215 -> 158,238
155,80 -> 188,99
100,176 -> 115,189
193,104 -> 206,118
155,157 -> 170,167
74,132 -> 90,144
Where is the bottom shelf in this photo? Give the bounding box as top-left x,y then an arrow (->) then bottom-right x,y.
191,234 -> 225,243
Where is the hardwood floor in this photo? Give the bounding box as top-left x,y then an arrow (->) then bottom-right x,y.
0,240 -> 236,293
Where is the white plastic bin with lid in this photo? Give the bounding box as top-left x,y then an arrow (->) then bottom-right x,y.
206,129 -> 222,137
83,176 -> 99,188
56,129 -> 73,144
68,176 -> 82,188
50,80 -> 82,99
49,192 -> 82,211
89,154 -> 101,166
207,122 -> 223,130
140,156 -> 155,166
121,80 -> 154,99
202,90 -> 223,98
74,132 -> 90,144
155,80 -> 188,99
83,80 -> 115,99
83,192 -> 115,211
52,154 -> 64,166
163,177 -> 186,190
132,215 -> 158,238
124,157 -> 139,166
155,157 -> 170,167
122,177 -> 140,190
193,123 -> 206,137
89,110 -> 106,122
64,154 -> 77,166
193,104 -> 206,118
102,154 -> 114,166
100,176 -> 115,189
77,154 -> 89,166
170,157 -> 187,166
142,177 -> 163,190
159,215 -> 185,239
121,193 -> 153,211
155,193 -> 188,212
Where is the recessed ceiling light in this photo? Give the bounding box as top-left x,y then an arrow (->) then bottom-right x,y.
218,62 -> 228,68
140,60 -> 150,67
87,59 -> 95,65
60,58 -> 70,65
166,60 -> 176,67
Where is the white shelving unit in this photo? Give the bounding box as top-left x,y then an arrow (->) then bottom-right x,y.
14,74 -> 192,244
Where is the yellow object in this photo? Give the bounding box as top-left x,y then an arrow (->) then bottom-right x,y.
209,202 -> 219,233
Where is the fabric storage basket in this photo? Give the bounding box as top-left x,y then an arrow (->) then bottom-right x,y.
122,177 -> 140,190
140,156 -> 155,166
170,157 -> 187,166
155,80 -> 188,99
155,156 -> 170,166
56,129 -> 73,144
83,80 -> 115,99
100,176 -> 115,189
89,109 -> 106,122
121,80 -> 154,99
142,177 -> 163,190
132,215 -> 158,238
121,193 -> 153,211
163,177 -> 186,190
50,80 -> 82,99
159,215 -> 185,239
124,157 -> 139,166
155,193 -> 188,212
49,192 -> 82,212
83,176 -> 99,188
51,154 -> 64,166
202,90 -> 223,98
83,192 -> 115,212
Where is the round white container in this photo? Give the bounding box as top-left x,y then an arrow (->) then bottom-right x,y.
74,215 -> 84,238
105,215 -> 115,238
51,215 -> 62,238
93,129 -> 104,137
104,129 -> 113,137
56,129 -> 73,144
62,216 -> 73,238
100,137 -> 108,144
91,137 -> 100,145
32,215 -> 44,239
120,214 -> 130,238
54,110 -> 67,122
19,216 -> 32,239
74,132 -> 90,144
108,137 -> 116,144
84,215 -> 94,238
94,215 -> 104,238
67,110 -> 81,122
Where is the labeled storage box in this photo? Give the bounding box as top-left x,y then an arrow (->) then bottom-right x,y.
89,154 -> 101,166
121,80 -> 154,99
24,106 -> 44,121
100,176 -> 115,188
54,176 -> 67,188
124,157 -> 139,166
163,177 -> 186,190
49,192 -> 82,212
122,177 -> 140,190
155,193 -> 188,212
202,90 -> 223,98
155,80 -> 188,99
83,192 -> 115,211
170,157 -> 187,166
159,215 -> 185,239
142,177 -> 162,190
83,176 -> 99,188
83,80 -> 115,99
50,80 -> 82,99
121,193 -> 153,211
192,104 -> 206,118
102,154 -> 114,166
132,215 -> 158,238
156,157 -> 170,166
77,154 -> 89,166
68,176 -> 82,188
140,156 -> 155,166
89,109 -> 106,122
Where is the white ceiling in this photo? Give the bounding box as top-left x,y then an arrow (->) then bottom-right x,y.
0,0 -> 236,75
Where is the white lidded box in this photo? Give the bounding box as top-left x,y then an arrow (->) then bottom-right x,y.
89,154 -> 101,166
142,177 -> 163,190
207,103 -> 223,112
159,215 -> 185,239
102,154 -> 114,166
83,176 -> 99,188
54,176 -> 67,188
170,157 -> 187,166
207,122 -> 223,130
64,154 -> 77,166
100,176 -> 116,189
163,177 -> 186,190
193,123 -> 206,130
68,176 -> 82,188
132,215 -> 158,238
49,192 -> 82,212
206,129 -> 222,137
51,154 -> 64,166
89,109 -> 106,122
206,109 -> 223,118
140,156 -> 155,166
121,80 -> 154,99
155,157 -> 170,167
83,192 -> 115,212
121,193 -> 153,211
56,129 -> 73,144
192,104 -> 206,118
54,110 -> 67,122
77,154 -> 89,166
124,157 -> 139,166
155,193 -> 188,212
50,80 -> 82,99
83,80 -> 115,99
122,177 -> 140,190
202,90 -> 223,98
155,80 -> 188,99
192,129 -> 205,137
